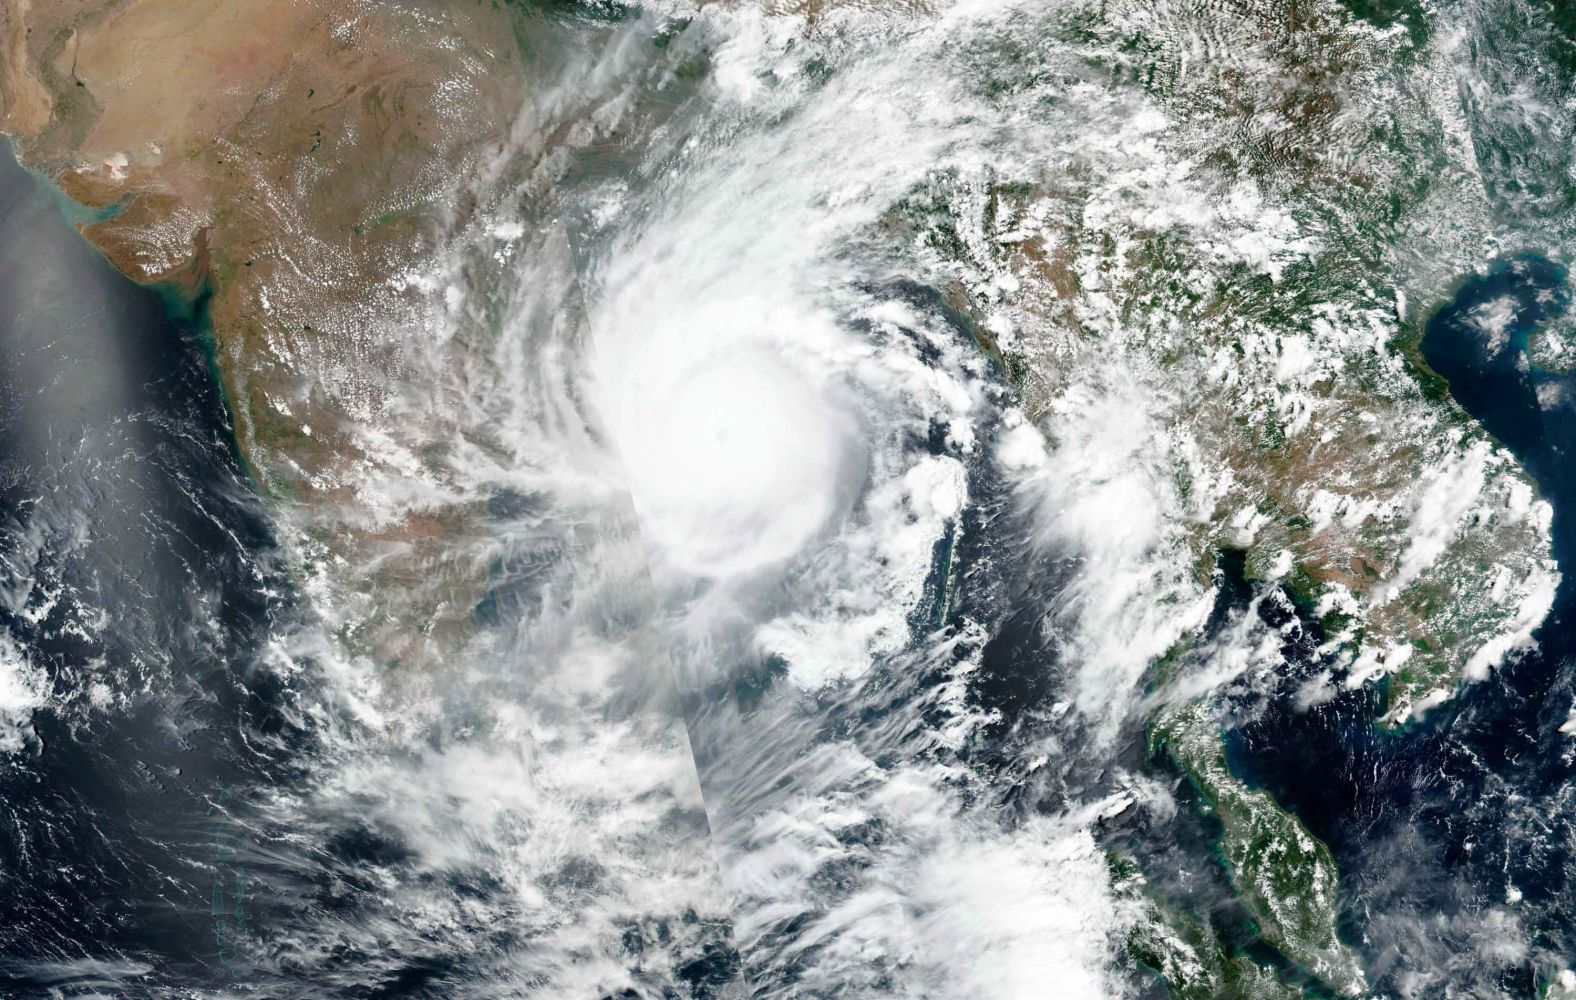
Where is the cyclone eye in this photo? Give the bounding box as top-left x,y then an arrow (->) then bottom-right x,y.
607,343 -> 859,579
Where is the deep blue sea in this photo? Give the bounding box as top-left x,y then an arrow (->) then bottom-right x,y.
1212,252 -> 1576,997
0,140 -> 302,995
8,114 -> 1576,997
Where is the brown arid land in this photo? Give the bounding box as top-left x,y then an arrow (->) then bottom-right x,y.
0,0 -> 537,668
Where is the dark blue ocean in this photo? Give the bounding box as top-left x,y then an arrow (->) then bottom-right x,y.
0,140 -> 310,995
9,112 -> 1576,998
1215,252 -> 1576,997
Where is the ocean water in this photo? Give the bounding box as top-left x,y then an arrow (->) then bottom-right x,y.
0,133 -> 738,996
10,0 -> 1576,995
1223,252 -> 1576,997
0,140 -> 297,993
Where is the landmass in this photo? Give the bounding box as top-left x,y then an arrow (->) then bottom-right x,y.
892,0 -> 1567,993
2,0 -> 1569,996
0,0 -> 534,668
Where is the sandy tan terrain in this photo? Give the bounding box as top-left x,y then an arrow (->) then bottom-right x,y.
1,0 -> 535,667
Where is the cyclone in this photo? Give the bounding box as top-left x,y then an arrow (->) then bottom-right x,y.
5,0 -> 1576,998
596,316 -> 862,579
